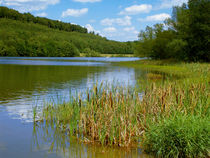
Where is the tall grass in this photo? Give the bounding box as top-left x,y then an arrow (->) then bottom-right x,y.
34,61 -> 210,157
144,115 -> 210,158
34,80 -> 209,153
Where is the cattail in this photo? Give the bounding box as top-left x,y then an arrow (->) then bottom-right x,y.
87,92 -> 89,102
109,92 -> 113,108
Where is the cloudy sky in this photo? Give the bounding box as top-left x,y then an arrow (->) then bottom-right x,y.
0,0 -> 188,41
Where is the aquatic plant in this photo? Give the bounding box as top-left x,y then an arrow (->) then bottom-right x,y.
34,61 -> 210,157
35,81 -> 209,149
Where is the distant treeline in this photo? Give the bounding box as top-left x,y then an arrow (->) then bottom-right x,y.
0,7 -> 134,57
0,19 -> 133,57
0,6 -> 87,33
135,0 -> 210,62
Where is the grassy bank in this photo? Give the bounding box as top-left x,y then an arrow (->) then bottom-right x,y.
100,54 -> 135,57
34,60 -> 210,157
79,53 -> 135,57
118,60 -> 210,83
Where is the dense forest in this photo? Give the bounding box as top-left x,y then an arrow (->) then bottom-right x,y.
135,0 -> 210,62
0,7 -> 133,57
0,6 -> 88,34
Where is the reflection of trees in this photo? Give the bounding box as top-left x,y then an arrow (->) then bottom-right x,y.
0,64 -> 107,102
32,121 -> 149,158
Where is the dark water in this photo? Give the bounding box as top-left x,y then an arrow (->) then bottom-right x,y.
0,57 -> 151,158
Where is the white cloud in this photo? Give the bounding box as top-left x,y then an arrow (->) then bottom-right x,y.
1,0 -> 60,12
73,0 -> 101,3
119,4 -> 152,15
101,16 -> 132,26
123,27 -> 135,32
123,26 -> 138,33
102,30 -> 138,41
85,24 -> 94,32
139,13 -> 171,22
159,0 -> 188,9
101,18 -> 113,26
103,27 -> 117,33
62,8 -> 88,17
36,12 -> 47,17
85,24 -> 101,34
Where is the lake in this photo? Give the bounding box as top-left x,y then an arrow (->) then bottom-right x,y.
0,57 -> 151,158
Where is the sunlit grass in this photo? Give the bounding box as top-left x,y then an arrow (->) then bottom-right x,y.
34,80 -> 209,154
117,59 -> 210,82
144,115 -> 210,158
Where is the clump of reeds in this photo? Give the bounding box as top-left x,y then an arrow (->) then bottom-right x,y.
39,83 -> 144,147
34,81 -> 209,156
146,73 -> 163,80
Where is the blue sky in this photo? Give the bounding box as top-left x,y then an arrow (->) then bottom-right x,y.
0,0 -> 188,41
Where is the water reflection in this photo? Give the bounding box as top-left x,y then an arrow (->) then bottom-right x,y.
1,64 -> 141,122
32,121 -> 151,158
0,57 -> 141,63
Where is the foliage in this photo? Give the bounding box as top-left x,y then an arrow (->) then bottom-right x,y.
82,48 -> 101,57
135,0 -> 210,62
166,39 -> 188,60
0,6 -> 87,33
0,18 -> 133,57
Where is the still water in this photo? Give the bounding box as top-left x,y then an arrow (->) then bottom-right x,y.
0,57 -> 151,158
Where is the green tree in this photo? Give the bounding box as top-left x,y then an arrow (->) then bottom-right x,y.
187,0 -> 210,61
136,0 -> 210,62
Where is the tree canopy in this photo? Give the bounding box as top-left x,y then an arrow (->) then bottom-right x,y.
135,0 -> 210,62
0,6 -> 87,34
0,7 -> 134,57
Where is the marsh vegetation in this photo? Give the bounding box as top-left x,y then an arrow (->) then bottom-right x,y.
34,60 -> 210,158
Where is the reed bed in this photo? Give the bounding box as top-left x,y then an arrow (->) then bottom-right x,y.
35,80 -> 209,157
34,60 -> 210,157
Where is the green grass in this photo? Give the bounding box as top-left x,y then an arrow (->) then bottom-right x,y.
117,60 -> 210,81
144,115 -> 210,158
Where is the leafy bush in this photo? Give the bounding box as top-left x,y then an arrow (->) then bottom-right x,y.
83,48 -> 101,57
143,115 -> 210,158
167,39 -> 188,60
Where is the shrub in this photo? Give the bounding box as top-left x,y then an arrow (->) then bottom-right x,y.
83,48 -> 101,57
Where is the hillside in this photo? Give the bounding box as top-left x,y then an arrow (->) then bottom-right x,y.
0,6 -> 88,34
0,7 -> 133,57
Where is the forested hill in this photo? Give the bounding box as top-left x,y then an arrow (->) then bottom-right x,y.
0,6 -> 87,33
0,7 -> 133,57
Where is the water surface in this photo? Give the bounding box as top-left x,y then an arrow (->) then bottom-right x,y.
0,57 -> 150,158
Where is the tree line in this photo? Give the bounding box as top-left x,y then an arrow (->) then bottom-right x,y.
0,6 -> 87,34
0,18 -> 133,57
135,0 -> 210,62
